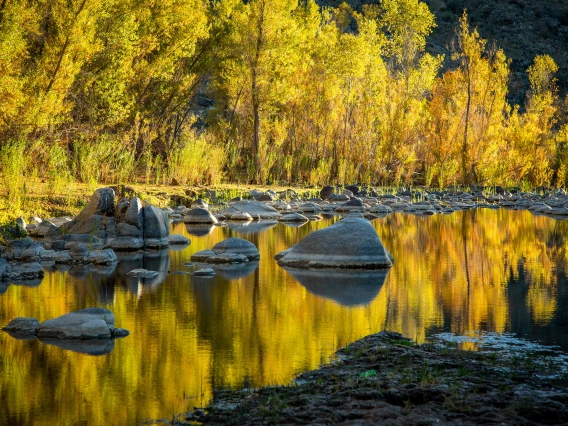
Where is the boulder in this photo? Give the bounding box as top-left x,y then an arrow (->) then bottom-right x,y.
320,185 -> 335,200
29,221 -> 59,238
16,217 -> 26,232
257,193 -> 274,202
191,250 -> 217,262
126,269 -> 159,278
76,188 -> 115,221
194,268 -> 216,277
121,197 -> 143,228
2,317 -> 40,337
278,213 -> 309,223
36,308 -> 118,340
212,238 -> 260,260
276,217 -> 393,269
4,262 -> 44,281
107,237 -> 144,251
221,201 -> 281,220
346,185 -> 359,196
184,208 -> 218,224
168,234 -> 191,245
206,252 -> 249,264
117,222 -> 141,237
142,205 -> 169,248
191,199 -> 209,209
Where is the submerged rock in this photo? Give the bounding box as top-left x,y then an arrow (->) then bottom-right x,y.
276,218 -> 393,269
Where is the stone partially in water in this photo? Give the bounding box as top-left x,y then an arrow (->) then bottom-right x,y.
127,269 -> 159,278
184,208 -> 218,224
221,201 -> 281,220
212,238 -> 260,260
279,213 -> 309,223
2,317 -> 40,337
276,217 -> 393,269
194,268 -> 216,277
168,234 -> 191,245
37,308 -> 116,340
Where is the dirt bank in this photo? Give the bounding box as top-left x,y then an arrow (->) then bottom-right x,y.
190,331 -> 568,425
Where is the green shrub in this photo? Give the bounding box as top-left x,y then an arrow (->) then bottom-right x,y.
0,140 -> 26,209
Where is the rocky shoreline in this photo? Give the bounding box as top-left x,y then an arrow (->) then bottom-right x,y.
182,331 -> 568,425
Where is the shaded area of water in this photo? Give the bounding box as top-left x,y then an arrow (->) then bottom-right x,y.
1,209 -> 568,424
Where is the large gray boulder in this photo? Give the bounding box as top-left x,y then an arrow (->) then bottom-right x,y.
142,205 -> 169,248
2,262 -> 44,281
123,197 -> 143,228
107,237 -> 144,251
2,317 -> 40,337
1,238 -> 54,261
221,200 -> 281,220
320,185 -> 335,200
76,188 -> 116,221
276,217 -> 393,269
212,238 -> 260,260
37,308 -> 116,340
184,208 -> 218,224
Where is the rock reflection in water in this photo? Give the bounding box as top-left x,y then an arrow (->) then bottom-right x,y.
38,337 -> 115,356
227,220 -> 278,235
210,260 -> 259,280
0,278 -> 44,295
185,224 -> 215,236
115,250 -> 170,294
283,268 -> 389,306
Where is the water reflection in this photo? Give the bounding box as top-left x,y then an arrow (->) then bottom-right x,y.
38,337 -> 115,356
185,224 -> 215,236
116,250 -> 170,294
227,220 -> 278,235
210,260 -> 259,280
283,268 -> 389,306
2,210 -> 568,424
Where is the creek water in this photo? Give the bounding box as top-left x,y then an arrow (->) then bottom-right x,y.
1,209 -> 568,424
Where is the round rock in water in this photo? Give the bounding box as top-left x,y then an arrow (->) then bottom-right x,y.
212,238 -> 260,260
127,269 -> 159,278
276,217 -> 393,269
184,208 -> 218,224
2,317 -> 40,337
194,268 -> 216,277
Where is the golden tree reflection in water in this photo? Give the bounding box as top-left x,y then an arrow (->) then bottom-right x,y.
0,209 -> 567,424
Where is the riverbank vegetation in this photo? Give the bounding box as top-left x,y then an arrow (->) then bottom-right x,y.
0,0 -> 567,202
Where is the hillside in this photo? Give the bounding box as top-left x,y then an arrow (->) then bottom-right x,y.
322,0 -> 568,103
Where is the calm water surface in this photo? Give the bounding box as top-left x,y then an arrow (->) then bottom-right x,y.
2,209 -> 568,424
